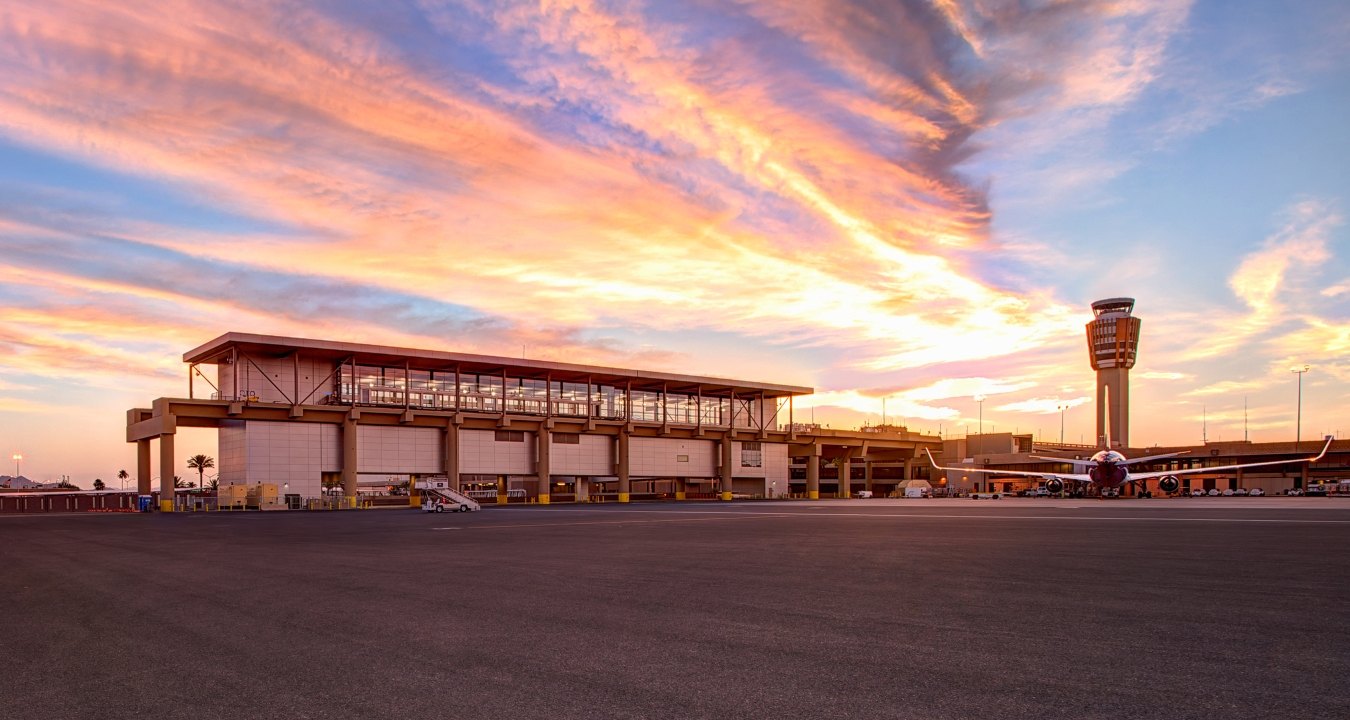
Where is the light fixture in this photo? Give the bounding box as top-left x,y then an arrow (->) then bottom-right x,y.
1291,365 -> 1311,448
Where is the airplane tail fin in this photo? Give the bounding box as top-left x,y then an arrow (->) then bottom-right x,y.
1310,435 -> 1334,462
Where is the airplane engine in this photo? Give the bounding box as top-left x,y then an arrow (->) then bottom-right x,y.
1044,478 -> 1065,494
1158,476 -> 1180,494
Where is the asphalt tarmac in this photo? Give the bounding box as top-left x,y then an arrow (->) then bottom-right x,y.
3,498 -> 1348,719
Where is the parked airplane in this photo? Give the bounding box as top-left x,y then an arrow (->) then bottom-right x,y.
924,435 -> 1333,496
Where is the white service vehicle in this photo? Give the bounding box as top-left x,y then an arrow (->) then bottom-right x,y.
422,496 -> 474,513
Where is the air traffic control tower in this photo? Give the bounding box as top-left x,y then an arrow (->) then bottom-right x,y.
1086,298 -> 1141,449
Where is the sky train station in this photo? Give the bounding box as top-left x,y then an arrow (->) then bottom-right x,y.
122,333 -> 938,511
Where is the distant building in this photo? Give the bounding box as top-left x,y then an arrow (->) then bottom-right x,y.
0,475 -> 38,489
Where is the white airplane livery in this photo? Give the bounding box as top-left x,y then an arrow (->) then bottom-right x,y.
925,435 -> 1334,496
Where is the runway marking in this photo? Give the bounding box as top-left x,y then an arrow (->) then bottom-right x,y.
434,515 -> 776,531
0,512 -> 139,520
473,507 -> 1350,525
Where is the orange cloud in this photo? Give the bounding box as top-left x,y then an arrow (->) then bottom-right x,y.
1,0 -> 1081,378
9,0 -> 1300,475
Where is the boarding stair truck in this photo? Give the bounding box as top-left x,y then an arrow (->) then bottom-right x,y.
414,478 -> 481,513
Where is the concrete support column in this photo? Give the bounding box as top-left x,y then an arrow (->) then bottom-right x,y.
903,458 -> 915,482
1095,368 -> 1130,448
496,475 -> 508,505
675,477 -> 687,501
537,429 -> 551,505
617,432 -> 631,503
158,432 -> 175,512
1116,370 -> 1130,449
838,455 -> 852,498
864,461 -> 873,496
719,437 -> 734,501
806,445 -> 820,500
1095,379 -> 1107,447
444,422 -> 460,492
137,439 -> 152,495
341,416 -> 359,505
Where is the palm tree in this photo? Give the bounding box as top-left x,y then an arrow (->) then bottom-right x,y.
186,455 -> 215,491
117,469 -> 129,490
93,478 -> 106,491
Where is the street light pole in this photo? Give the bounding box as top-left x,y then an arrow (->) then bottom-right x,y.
11,453 -> 20,480
1292,365 -> 1310,449
1058,405 -> 1066,444
974,395 -> 985,436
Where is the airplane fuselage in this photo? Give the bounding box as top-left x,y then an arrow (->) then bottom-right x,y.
1088,462 -> 1130,488
1087,450 -> 1130,488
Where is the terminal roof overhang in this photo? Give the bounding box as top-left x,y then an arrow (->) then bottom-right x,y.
184,332 -> 813,399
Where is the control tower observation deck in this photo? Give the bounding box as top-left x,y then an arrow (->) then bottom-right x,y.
1086,298 -> 1141,449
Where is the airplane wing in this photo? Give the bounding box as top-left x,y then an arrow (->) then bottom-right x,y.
1130,436 -> 1334,480
1120,451 -> 1190,466
1028,455 -> 1096,468
1030,451 -> 1192,468
924,449 -> 1093,483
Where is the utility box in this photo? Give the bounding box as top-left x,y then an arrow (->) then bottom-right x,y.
218,485 -> 248,509
248,483 -> 282,510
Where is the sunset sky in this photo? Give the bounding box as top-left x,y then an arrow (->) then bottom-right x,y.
2,0 -> 1347,483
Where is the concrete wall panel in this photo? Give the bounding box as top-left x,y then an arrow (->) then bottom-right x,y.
551,433 -> 612,476
218,421 -> 246,485
357,426 -> 441,475
220,421 -> 342,498
764,442 -> 789,492
630,437 -> 716,478
460,428 -> 534,475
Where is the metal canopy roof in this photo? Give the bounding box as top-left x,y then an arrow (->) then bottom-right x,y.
183,332 -> 813,398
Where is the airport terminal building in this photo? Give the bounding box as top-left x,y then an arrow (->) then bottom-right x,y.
126,333 -> 938,510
